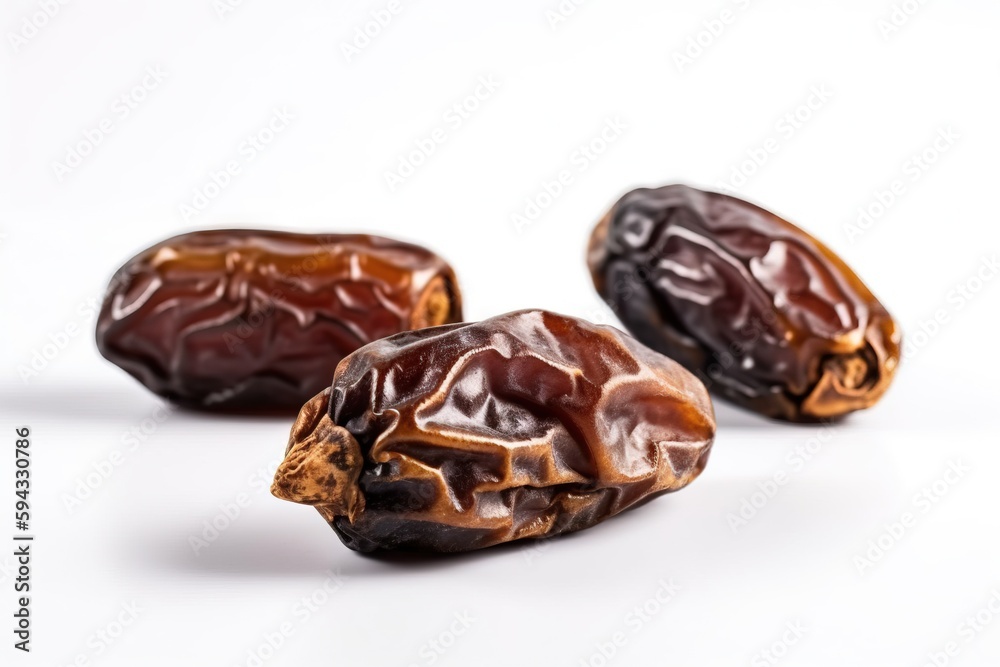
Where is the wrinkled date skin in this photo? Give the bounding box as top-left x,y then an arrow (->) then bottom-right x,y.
588,184 -> 901,422
96,230 -> 462,411
271,310 -> 715,553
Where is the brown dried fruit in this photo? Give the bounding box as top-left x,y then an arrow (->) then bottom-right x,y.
96,230 -> 462,411
272,309 -> 716,553
588,184 -> 901,422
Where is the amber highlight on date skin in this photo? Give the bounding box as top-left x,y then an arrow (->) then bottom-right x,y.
587,184 -> 901,422
96,230 -> 462,412
272,309 -> 716,553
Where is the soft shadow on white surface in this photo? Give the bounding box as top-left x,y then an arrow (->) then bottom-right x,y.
711,399 -> 776,428
118,467 -> 888,583
1,384 -> 298,423
1,385 -> 159,420
122,513 -> 578,578
124,522 -> 352,578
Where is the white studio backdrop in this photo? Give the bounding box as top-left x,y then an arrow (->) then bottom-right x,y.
2,1 -> 999,665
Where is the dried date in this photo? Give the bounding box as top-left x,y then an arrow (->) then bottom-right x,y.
587,184 -> 901,422
96,230 -> 462,411
271,309 -> 716,553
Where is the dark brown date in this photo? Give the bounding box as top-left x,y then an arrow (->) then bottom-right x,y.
588,184 -> 901,422
96,230 -> 462,412
271,309 -> 715,553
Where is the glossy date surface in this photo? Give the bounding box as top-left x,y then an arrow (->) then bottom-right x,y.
271,309 -> 716,553
96,230 -> 462,411
588,184 -> 901,422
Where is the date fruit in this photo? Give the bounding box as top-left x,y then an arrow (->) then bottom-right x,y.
588,184 -> 901,422
96,230 -> 462,411
271,309 -> 715,553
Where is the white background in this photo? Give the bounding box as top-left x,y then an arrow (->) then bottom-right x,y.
2,1 -> 1000,665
